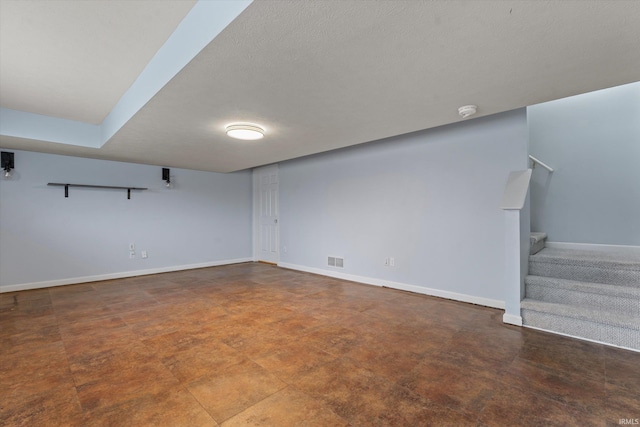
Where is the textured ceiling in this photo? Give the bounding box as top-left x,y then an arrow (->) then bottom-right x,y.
0,0 -> 197,124
1,0 -> 639,173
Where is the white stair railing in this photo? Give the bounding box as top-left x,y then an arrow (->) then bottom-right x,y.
529,155 -> 554,172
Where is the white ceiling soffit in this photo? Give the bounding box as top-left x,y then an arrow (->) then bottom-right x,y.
0,0 -> 198,124
1,1 -> 639,173
0,0 -> 251,148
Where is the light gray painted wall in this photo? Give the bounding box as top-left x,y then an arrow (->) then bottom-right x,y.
279,109 -> 528,305
529,82 -> 640,245
0,150 -> 252,288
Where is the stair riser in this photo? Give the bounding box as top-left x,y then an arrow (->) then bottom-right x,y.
522,309 -> 639,351
530,239 -> 545,255
529,261 -> 640,287
525,284 -> 640,316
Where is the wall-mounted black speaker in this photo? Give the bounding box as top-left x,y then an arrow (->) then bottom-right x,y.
1,151 -> 14,171
162,168 -> 170,182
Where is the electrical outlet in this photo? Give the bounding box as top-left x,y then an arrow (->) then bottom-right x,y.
129,250 -> 135,259
389,257 -> 395,267
141,250 -> 148,259
129,243 -> 135,251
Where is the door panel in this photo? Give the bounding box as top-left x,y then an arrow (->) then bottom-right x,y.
255,166 -> 279,263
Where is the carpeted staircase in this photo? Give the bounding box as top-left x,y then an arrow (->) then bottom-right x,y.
529,232 -> 547,255
521,236 -> 640,351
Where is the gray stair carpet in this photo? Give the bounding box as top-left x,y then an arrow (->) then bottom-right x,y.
525,275 -> 640,316
521,299 -> 639,350
530,232 -> 547,255
528,247 -> 640,287
523,247 -> 640,351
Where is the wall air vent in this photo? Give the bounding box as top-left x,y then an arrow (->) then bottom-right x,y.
328,256 -> 344,268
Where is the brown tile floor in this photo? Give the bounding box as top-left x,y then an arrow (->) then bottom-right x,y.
1,262 -> 638,426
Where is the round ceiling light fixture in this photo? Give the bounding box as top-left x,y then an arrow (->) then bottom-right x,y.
458,105 -> 477,119
225,123 -> 265,140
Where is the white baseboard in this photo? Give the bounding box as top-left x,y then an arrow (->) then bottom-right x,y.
0,257 -> 253,293
523,324 -> 639,353
277,262 -> 505,309
545,242 -> 640,255
503,313 -> 523,326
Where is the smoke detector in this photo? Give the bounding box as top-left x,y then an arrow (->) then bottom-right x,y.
458,105 -> 477,119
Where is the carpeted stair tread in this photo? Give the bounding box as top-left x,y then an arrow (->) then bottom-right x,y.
523,246 -> 640,350
530,247 -> 640,269
521,299 -> 640,331
521,300 -> 639,350
524,275 -> 640,316
530,232 -> 547,242
529,247 -> 640,286
530,232 -> 547,255
524,275 -> 640,298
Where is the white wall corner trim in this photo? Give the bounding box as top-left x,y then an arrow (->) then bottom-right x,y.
503,313 -> 523,326
0,258 -> 253,293
278,262 -> 505,309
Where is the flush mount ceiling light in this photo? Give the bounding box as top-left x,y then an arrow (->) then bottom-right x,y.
458,105 -> 477,119
225,123 -> 265,140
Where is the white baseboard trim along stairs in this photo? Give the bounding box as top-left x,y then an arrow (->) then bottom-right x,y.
522,239 -> 640,352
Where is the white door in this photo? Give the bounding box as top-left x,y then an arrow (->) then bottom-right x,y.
254,165 -> 279,263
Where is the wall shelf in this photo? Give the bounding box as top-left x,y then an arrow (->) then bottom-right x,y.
47,183 -> 148,199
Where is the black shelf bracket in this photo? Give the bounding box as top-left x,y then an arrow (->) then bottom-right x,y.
48,183 -> 148,199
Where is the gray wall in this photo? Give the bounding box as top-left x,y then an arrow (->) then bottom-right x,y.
279,109 -> 528,307
0,150 -> 252,288
529,82 -> 640,245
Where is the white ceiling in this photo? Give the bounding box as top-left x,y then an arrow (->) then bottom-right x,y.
1,0 -> 639,173
0,0 -> 197,124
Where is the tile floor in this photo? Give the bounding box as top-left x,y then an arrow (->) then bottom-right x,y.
1,262 -> 638,426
